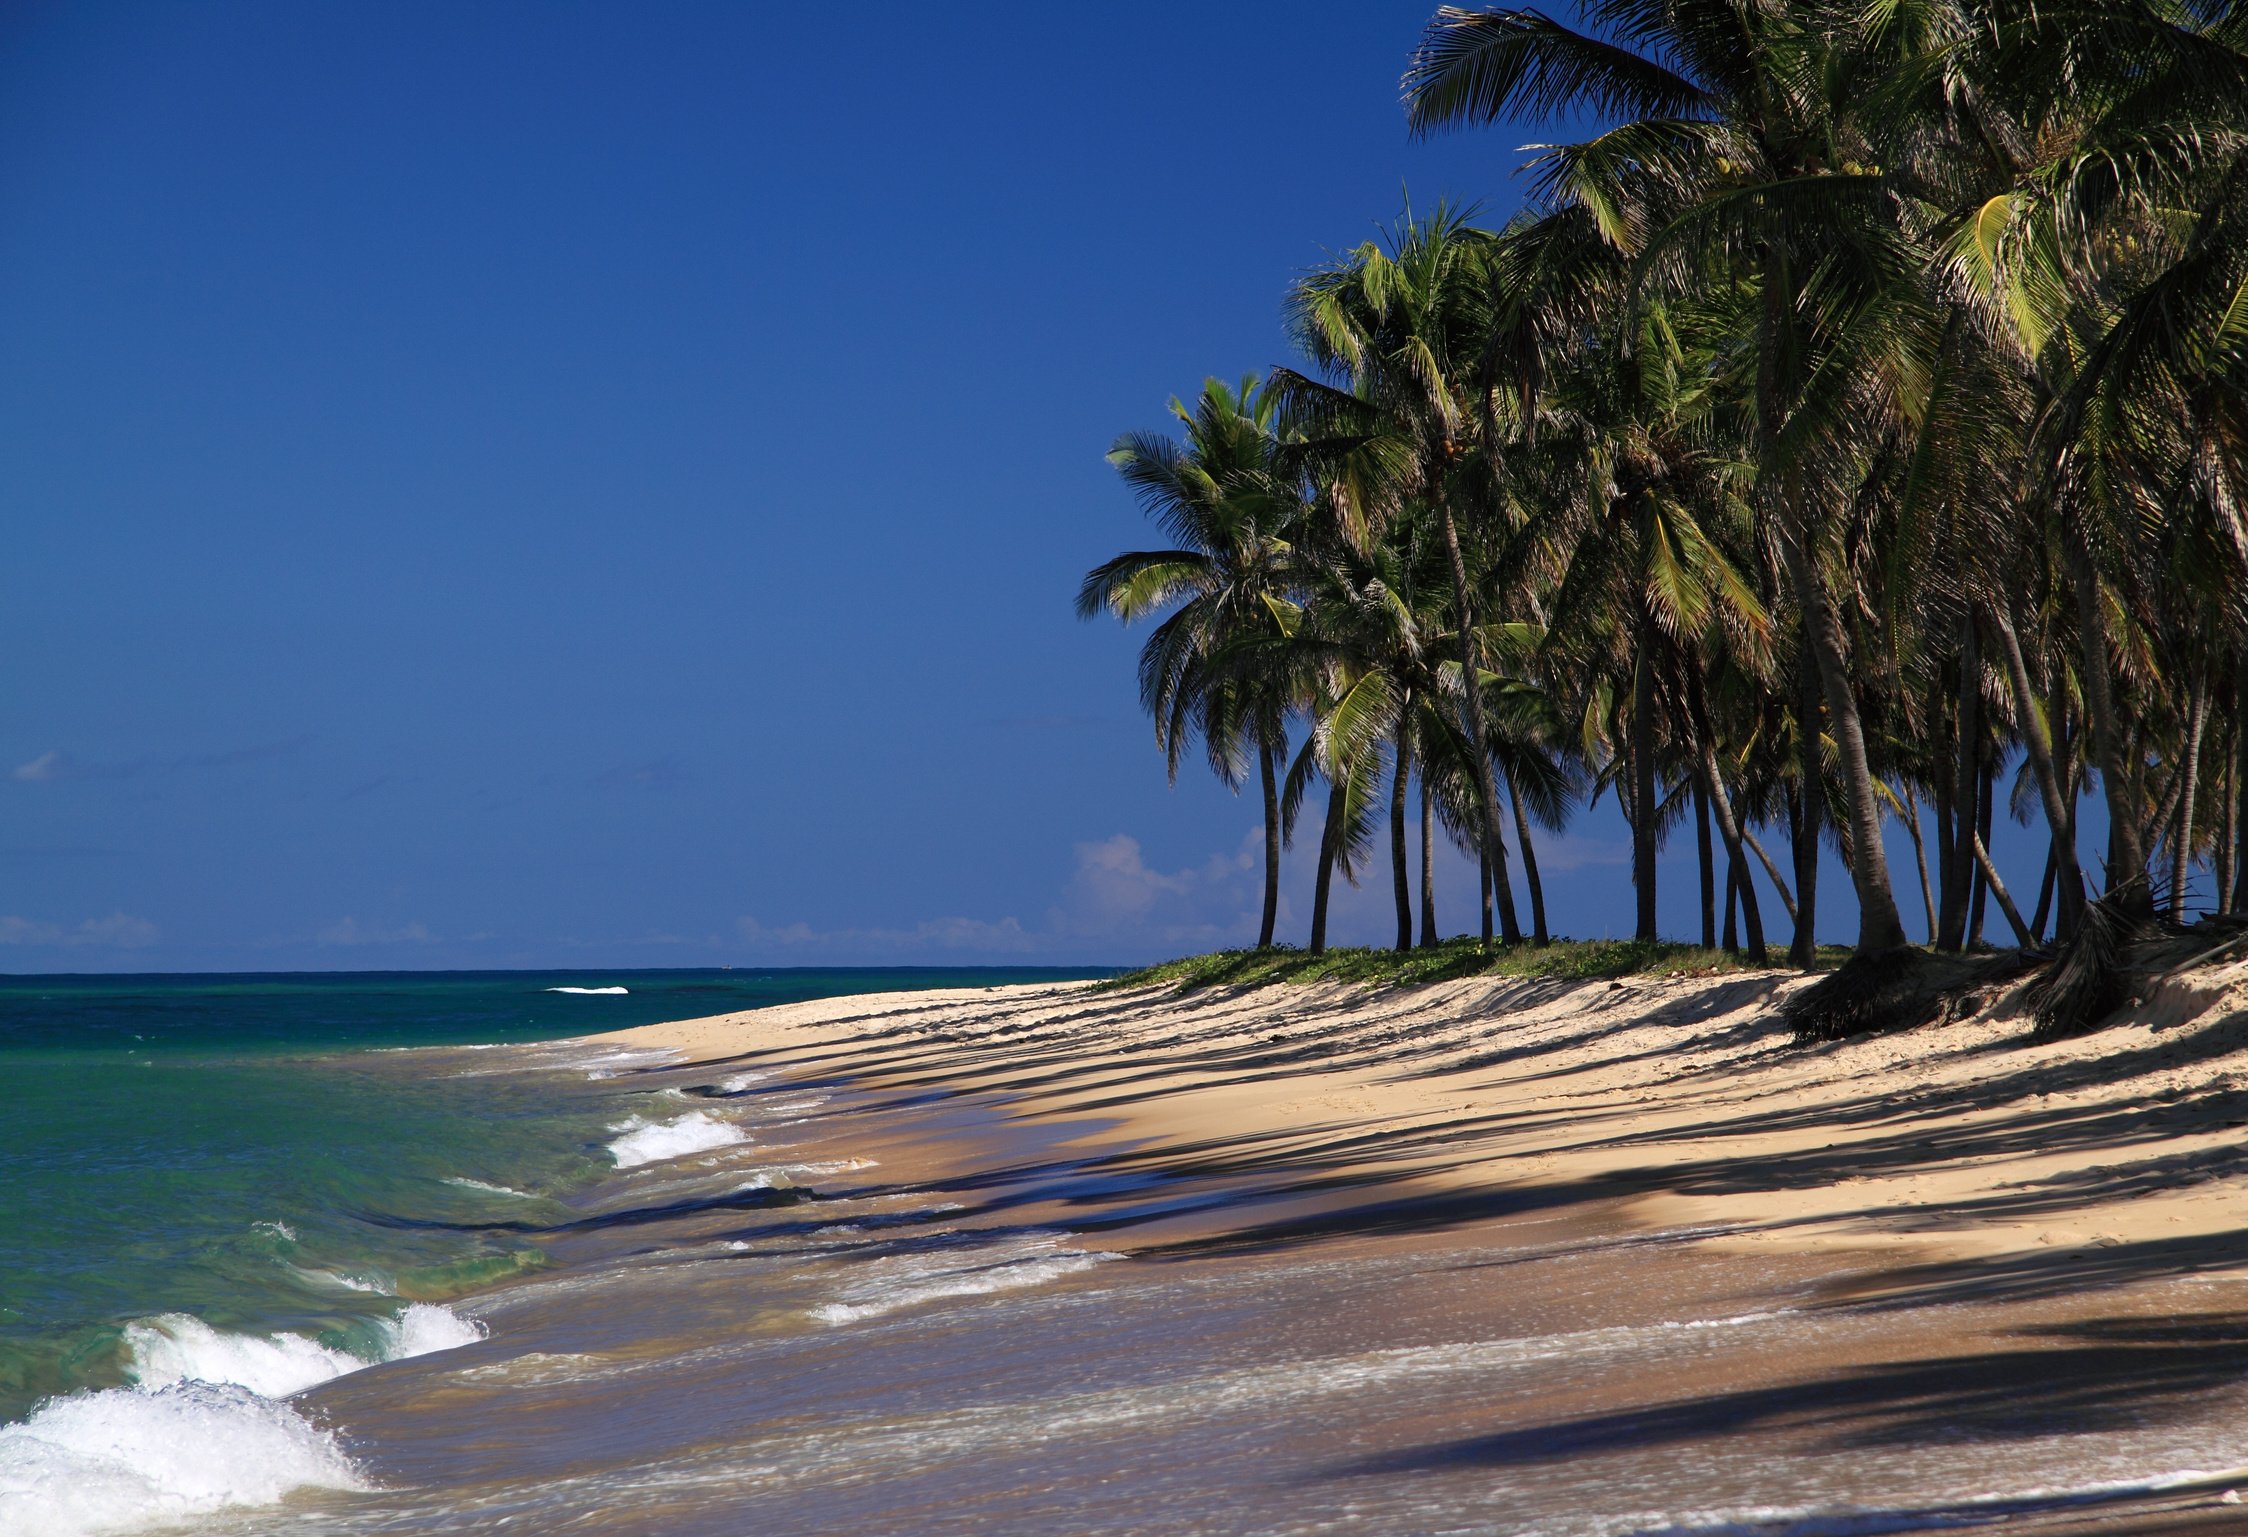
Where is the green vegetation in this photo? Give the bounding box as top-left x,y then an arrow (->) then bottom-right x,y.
1105,938 -> 1856,993
1083,1 -> 2248,1034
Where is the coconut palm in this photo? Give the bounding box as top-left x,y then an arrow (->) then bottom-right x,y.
1079,376 -> 1302,948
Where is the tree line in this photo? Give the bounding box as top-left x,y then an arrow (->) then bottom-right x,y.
1081,0 -> 2248,1031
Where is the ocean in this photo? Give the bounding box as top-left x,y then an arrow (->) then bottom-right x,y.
0,966 -> 1103,1534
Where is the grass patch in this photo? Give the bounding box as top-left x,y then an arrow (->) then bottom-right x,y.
1100,936 -> 1846,993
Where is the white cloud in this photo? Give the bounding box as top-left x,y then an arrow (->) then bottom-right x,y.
724,832 -> 1272,963
317,917 -> 437,946
13,751 -> 64,782
0,911 -> 159,948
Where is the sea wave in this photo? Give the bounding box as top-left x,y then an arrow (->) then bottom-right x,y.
442,1176 -> 538,1199
544,986 -> 629,995
124,1302 -> 485,1398
812,1232 -> 1119,1325
0,1381 -> 366,1537
0,1303 -> 482,1537
606,1111 -> 748,1168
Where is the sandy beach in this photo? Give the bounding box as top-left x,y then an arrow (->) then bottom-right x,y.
600,961 -> 2248,1278
571,963 -> 2248,1533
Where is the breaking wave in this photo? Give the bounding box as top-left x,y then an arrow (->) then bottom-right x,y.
0,1303 -> 483,1536
606,1111 -> 748,1168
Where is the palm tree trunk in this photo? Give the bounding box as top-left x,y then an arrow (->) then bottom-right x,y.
1507,766 -> 1549,945
1694,778 -> 1716,949
2069,539 -> 2153,917
1257,736 -> 1281,949
1419,776 -> 1439,947
1745,828 -> 1798,926
1310,781 -> 1343,955
1631,607 -> 1659,941
1789,651 -> 1822,964
1968,759 -> 1993,948
2031,841 -> 2057,943
1389,711 -> 1413,952
2218,723 -> 2236,918
1989,600 -> 2085,937
1775,522 -> 1910,954
1432,489 -> 1522,945
1478,838 -> 1493,944
2173,666 -> 2210,920
2235,652 -> 2248,913
1969,828 -> 2035,947
1906,794 -> 1937,944
1722,858 -> 1741,954
1939,613 -> 1981,951
1685,665 -> 1766,963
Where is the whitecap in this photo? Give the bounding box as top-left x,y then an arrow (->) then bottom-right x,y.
545,986 -> 628,995
0,1381 -> 366,1537
122,1315 -> 361,1400
605,1111 -> 748,1169
122,1302 -> 486,1400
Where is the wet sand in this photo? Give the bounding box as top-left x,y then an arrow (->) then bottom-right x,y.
235,965 -> 2248,1535
579,966 -> 2248,1532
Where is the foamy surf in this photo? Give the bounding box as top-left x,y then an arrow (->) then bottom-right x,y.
545,986 -> 628,995
0,1303 -> 481,1537
124,1303 -> 486,1398
813,1233 -> 1120,1325
0,1381 -> 366,1537
606,1111 -> 748,1168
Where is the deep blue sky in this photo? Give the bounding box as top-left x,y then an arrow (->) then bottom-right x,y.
2,2 -> 2067,971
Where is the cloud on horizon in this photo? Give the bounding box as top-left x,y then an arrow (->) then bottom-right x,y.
724,832 -> 1274,963
10,739 -> 310,784
0,911 -> 160,948
317,916 -> 439,947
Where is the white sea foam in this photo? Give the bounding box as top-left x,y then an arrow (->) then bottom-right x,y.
285,1263 -> 393,1296
123,1302 -> 486,1399
442,1176 -> 538,1199
812,1233 -> 1120,1325
0,1381 -> 366,1537
0,1303 -> 479,1536
122,1316 -> 361,1400
605,1111 -> 748,1168
384,1301 -> 485,1358
545,985 -> 629,995
718,1071 -> 768,1092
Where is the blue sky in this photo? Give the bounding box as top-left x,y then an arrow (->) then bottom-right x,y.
2,2 -> 2068,971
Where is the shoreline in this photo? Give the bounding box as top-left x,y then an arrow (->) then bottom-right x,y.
595,959 -> 2248,1280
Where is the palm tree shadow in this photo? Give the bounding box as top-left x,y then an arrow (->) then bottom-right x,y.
1322,1312 -> 2248,1477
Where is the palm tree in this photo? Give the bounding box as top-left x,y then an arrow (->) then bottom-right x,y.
1275,205 -> 1529,945
1408,0 -> 1922,956
1079,376 -> 1301,948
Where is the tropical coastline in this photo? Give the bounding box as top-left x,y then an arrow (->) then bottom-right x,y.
19,1 -> 2248,1534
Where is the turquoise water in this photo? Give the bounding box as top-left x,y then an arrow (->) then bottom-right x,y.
0,967 -> 1104,1422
